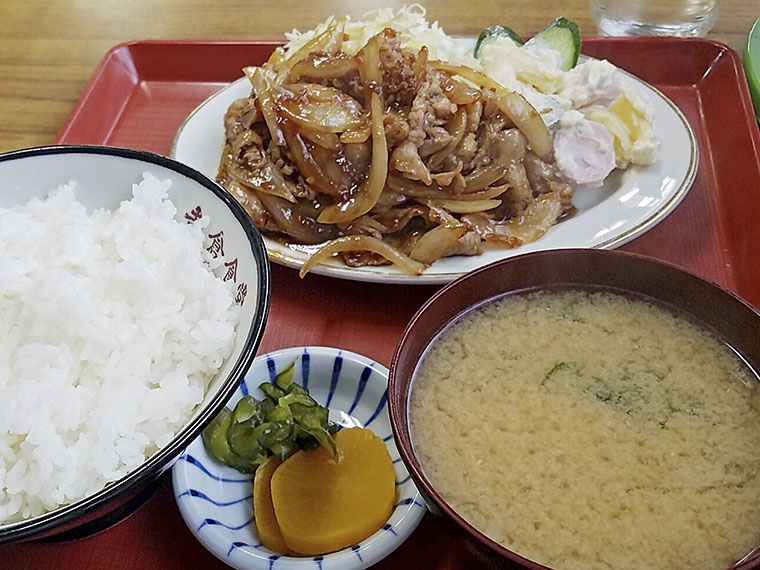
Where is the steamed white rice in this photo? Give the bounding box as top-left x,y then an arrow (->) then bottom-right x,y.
0,174 -> 240,523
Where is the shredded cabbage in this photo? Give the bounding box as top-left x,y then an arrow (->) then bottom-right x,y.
282,4 -> 479,68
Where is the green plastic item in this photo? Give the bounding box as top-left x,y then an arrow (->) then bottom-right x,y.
743,18 -> 760,122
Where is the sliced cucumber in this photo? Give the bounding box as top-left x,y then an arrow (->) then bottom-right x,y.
527,17 -> 581,71
474,24 -> 524,59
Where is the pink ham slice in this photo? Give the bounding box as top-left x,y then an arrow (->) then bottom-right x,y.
553,119 -> 616,186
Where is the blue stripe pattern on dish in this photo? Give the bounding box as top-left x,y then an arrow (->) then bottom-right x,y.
179,454 -> 250,483
177,488 -> 251,507
172,346 -> 426,570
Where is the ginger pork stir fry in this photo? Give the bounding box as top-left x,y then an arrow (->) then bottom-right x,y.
217,24 -> 574,276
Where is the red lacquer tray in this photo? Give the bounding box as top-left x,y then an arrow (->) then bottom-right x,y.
4,37 -> 760,570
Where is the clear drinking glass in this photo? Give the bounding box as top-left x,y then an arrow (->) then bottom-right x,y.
590,0 -> 720,37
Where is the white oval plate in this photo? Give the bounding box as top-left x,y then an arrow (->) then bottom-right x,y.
172,346 -> 426,570
171,52 -> 697,285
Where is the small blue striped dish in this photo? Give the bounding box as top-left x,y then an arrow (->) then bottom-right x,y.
172,346 -> 426,570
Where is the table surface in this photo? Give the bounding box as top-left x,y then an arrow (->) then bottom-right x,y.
1,1 -> 760,569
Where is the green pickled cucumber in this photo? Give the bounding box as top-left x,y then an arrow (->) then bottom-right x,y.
202,357 -> 337,473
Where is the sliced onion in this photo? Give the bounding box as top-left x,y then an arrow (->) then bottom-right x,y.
339,122 -> 371,144
426,198 -> 502,214
316,35 -> 386,223
386,172 -> 438,195
317,92 -> 387,222
221,147 -> 298,202
255,191 -> 339,244
429,60 -> 504,91
463,192 -> 562,247
224,179 -> 275,231
430,162 -> 463,188
463,183 -> 510,201
281,124 -> 348,197
387,172 -> 468,201
412,46 -> 428,85
430,60 -> 551,159
339,214 -> 387,236
427,107 -> 468,170
246,66 -> 286,147
300,130 -> 341,150
356,34 -> 382,85
427,204 -> 461,228
299,235 -> 426,277
387,169 -> 509,201
278,86 -> 365,133
396,173 -> 509,201
461,213 -> 520,248
442,78 -> 480,105
368,206 -> 426,233
408,224 -> 468,265
275,19 -> 345,79
310,141 -> 359,187
289,53 -> 357,81
496,91 -> 551,159
463,164 -> 507,193
287,83 -> 353,102
267,47 -> 286,67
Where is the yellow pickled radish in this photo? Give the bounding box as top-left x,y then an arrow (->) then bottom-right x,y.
270,427 -> 395,555
252,455 -> 289,554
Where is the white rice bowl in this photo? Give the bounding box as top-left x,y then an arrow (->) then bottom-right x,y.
0,146 -> 269,541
